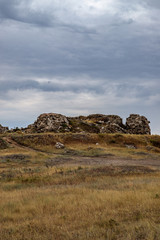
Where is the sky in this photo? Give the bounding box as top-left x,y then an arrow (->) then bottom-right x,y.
0,0 -> 160,133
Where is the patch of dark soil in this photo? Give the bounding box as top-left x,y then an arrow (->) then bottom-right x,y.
0,154 -> 30,163
87,165 -> 157,176
133,151 -> 151,156
11,134 -> 57,146
63,148 -> 115,158
45,157 -> 73,167
64,149 -> 80,155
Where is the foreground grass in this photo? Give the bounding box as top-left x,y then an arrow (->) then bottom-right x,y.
0,133 -> 160,239
0,166 -> 160,240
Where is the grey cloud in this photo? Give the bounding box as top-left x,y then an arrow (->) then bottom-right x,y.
0,0 -> 160,133
115,82 -> 160,100
0,79 -> 105,95
0,78 -> 159,105
0,0 -> 19,20
0,83 -> 159,133
0,0 -> 151,31
1,22 -> 159,81
0,0 -> 53,27
145,0 -> 160,8
0,80 -> 39,91
0,0 -> 96,33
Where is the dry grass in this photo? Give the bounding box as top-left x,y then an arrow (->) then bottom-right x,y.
6,133 -> 159,161
0,166 -> 160,240
0,133 -> 160,239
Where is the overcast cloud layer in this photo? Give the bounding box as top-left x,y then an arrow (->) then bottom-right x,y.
0,0 -> 160,133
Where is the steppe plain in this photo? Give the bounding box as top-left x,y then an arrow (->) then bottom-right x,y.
0,132 -> 160,240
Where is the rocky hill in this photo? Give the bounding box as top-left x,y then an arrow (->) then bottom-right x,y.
26,113 -> 151,135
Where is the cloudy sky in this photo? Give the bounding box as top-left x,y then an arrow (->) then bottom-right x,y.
0,0 -> 160,133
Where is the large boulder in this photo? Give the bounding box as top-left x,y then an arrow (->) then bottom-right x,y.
126,114 -> 151,135
30,113 -> 70,133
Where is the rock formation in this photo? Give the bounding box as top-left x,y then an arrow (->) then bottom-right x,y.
0,124 -> 8,134
126,114 -> 151,135
26,113 -> 151,135
28,113 -> 70,133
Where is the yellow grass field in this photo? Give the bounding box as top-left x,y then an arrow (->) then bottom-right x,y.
0,133 -> 160,240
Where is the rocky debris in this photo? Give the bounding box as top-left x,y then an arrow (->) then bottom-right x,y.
0,124 -> 8,134
126,114 -> 151,135
25,113 -> 151,135
55,142 -> 65,149
125,144 -> 136,149
30,113 -> 70,133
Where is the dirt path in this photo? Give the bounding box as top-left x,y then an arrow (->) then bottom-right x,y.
45,154 -> 160,168
2,137 -> 160,168
2,137 -> 48,154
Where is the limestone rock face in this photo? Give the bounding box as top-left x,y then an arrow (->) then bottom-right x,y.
26,113 -> 151,134
0,124 -> 8,134
126,114 -> 151,135
31,113 -> 70,133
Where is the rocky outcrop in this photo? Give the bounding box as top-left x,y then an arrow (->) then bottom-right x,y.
28,113 -> 70,133
86,114 -> 127,134
67,114 -> 126,134
126,114 -> 151,135
26,113 -> 151,135
0,124 -> 8,134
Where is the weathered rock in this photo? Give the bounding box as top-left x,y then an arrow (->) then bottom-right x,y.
126,114 -> 151,135
0,124 -> 8,134
100,122 -> 127,134
55,142 -> 65,149
86,114 -> 127,133
31,113 -> 70,133
68,115 -> 125,133
26,113 -> 151,135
